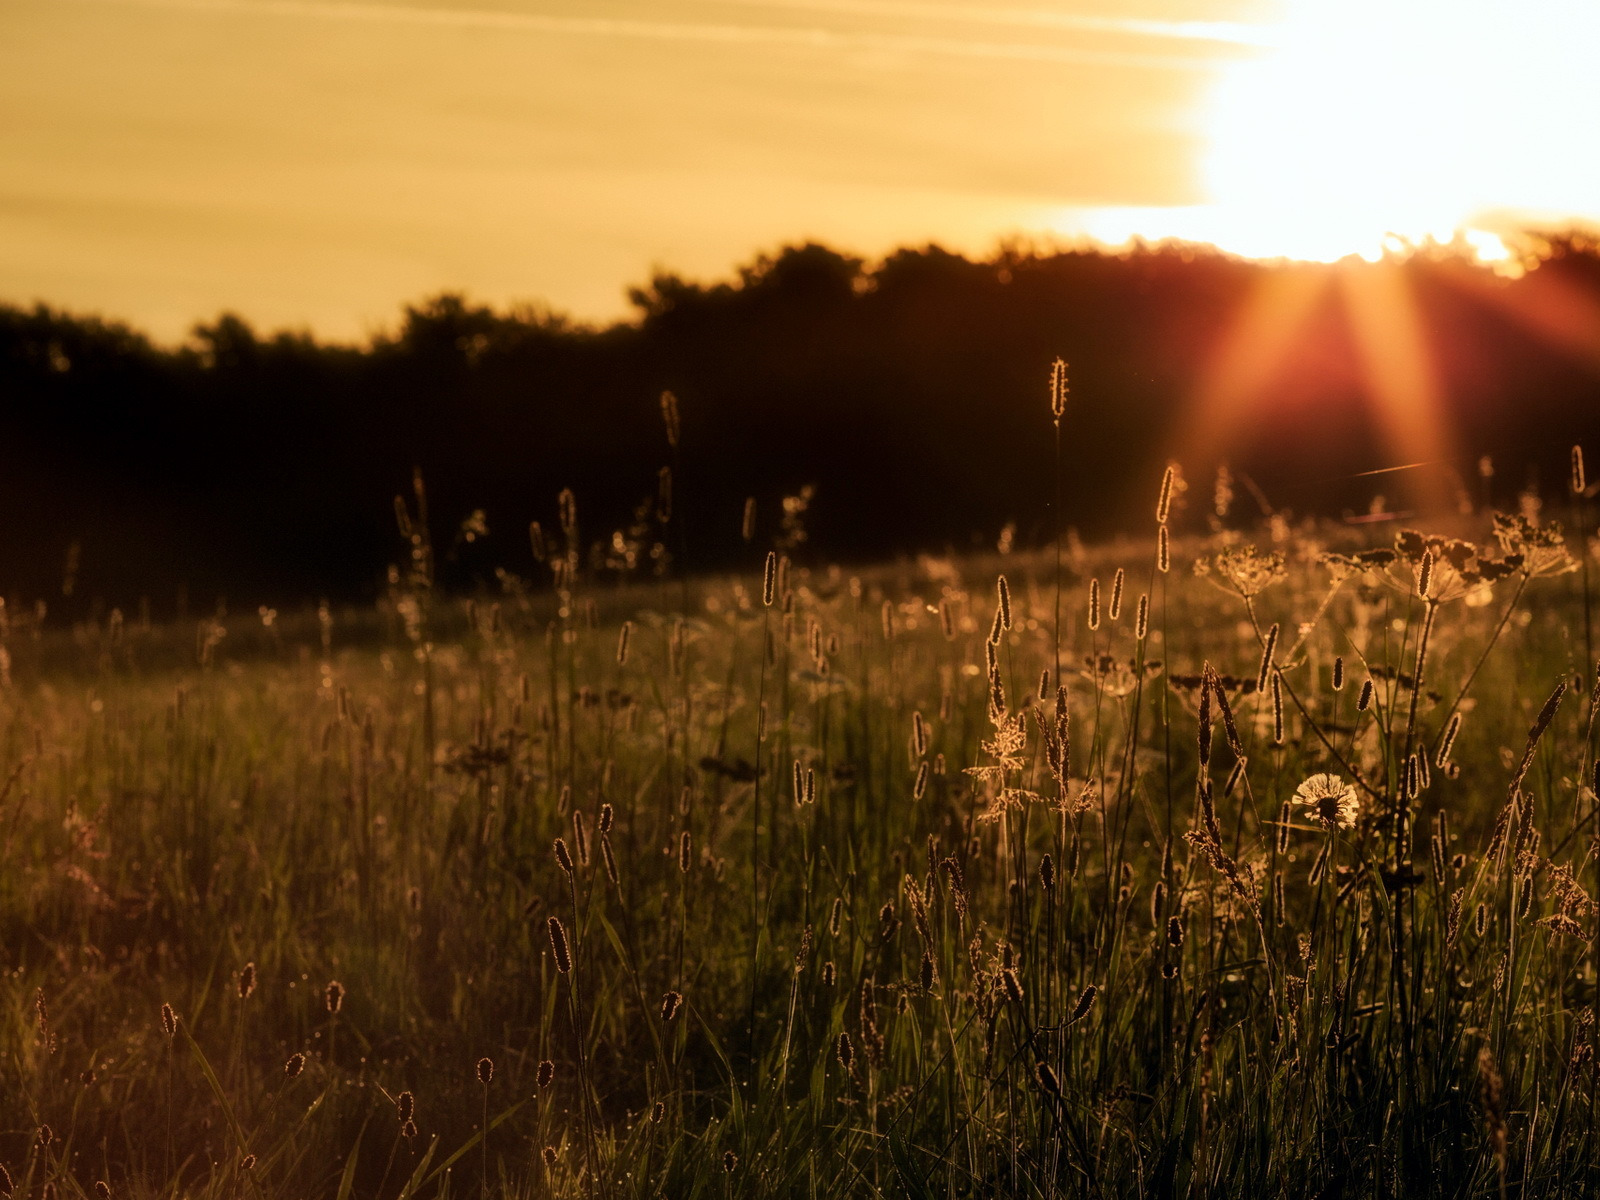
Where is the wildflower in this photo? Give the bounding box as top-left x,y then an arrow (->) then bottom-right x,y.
1196,545 -> 1286,599
1292,773 -> 1359,830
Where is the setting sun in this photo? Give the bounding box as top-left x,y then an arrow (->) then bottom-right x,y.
1077,0 -> 1600,265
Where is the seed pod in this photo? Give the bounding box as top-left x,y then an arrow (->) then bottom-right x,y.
542,1147 -> 559,1169
723,1151 -> 738,1174
1109,568 -> 1124,621
537,1060 -> 555,1089
1158,524 -> 1170,573
1357,679 -> 1374,712
1088,579 -> 1101,631
913,760 -> 929,800
1002,967 -> 1024,1004
1331,656 -> 1344,691
615,622 -> 631,665
661,991 -> 683,1021
476,1057 -> 494,1085
1049,358 -> 1069,418
547,917 -> 572,974
678,830 -> 692,873
1167,915 -> 1184,948
285,1053 -> 305,1078
920,951 -> 936,991
160,1003 -> 177,1038
553,837 -> 574,875
1068,984 -> 1097,1024
1437,712 -> 1462,767
1136,594 -> 1149,640
1039,853 -> 1055,890
1256,623 -> 1279,692
324,981 -> 344,1014
996,575 -> 1012,630
237,962 -> 256,1001
989,665 -> 1006,719
1271,672 -> 1284,745
1156,465 -> 1175,524
651,1101 -> 666,1124
762,552 -> 776,607
397,1091 -> 415,1123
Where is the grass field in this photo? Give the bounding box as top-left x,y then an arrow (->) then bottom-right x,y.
2,465 -> 1598,1199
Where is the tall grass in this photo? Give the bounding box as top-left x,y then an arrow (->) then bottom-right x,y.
0,443 -> 1596,1198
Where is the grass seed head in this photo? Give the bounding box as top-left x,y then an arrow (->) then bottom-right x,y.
547,917 -> 572,974
1069,984 -> 1098,1024
1049,358 -> 1068,420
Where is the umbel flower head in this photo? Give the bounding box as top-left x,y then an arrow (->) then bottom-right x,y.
1293,773 -> 1359,830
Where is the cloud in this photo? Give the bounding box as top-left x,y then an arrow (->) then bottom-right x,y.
715,0 -> 1274,48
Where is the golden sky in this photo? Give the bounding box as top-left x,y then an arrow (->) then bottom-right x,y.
2,0 -> 1595,340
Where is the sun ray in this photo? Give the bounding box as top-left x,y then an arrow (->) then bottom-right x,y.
1186,266 -> 1331,465
1338,264 -> 1457,511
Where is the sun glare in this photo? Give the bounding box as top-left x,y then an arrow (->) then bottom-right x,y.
1071,0 -> 1600,266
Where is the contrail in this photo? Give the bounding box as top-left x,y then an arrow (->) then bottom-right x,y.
58,0 -> 1241,69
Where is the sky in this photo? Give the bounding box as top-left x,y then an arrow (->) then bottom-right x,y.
2,0 -> 1597,341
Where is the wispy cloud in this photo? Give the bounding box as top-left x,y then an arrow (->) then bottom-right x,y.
713,0 -> 1274,48
62,0 -> 1244,68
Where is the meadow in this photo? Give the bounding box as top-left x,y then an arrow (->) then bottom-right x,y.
1,444 -> 1598,1199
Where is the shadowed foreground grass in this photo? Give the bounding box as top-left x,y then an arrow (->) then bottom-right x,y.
1,480 -> 1599,1199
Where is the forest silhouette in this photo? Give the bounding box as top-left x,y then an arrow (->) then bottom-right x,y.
3,237 -> 1599,613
